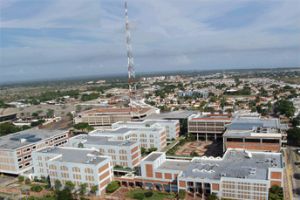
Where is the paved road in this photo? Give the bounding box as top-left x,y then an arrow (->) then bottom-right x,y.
286,146 -> 300,200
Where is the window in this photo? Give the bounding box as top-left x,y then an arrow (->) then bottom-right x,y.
60,166 -> 68,171
85,168 -> 93,174
72,167 -> 80,173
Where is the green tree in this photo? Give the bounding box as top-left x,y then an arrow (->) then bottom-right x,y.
207,193 -> 218,200
90,185 -> 98,194
105,181 -> 120,193
46,109 -> 55,118
54,179 -> 62,191
64,181 -> 75,191
73,123 -> 94,132
287,127 -> 300,146
274,99 -> 295,117
269,185 -> 283,200
79,183 -> 88,195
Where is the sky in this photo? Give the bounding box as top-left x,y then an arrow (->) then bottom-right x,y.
0,0 -> 300,83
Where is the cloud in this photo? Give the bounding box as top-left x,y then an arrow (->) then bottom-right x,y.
0,0 -> 299,84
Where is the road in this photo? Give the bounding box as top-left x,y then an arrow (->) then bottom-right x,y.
286,146 -> 300,200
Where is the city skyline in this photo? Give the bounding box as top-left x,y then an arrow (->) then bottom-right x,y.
1,0 -> 300,83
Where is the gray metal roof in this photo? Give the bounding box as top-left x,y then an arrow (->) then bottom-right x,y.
0,128 -> 66,150
144,152 -> 163,162
157,160 -> 190,171
180,150 -> 282,181
146,111 -> 196,120
38,147 -> 108,165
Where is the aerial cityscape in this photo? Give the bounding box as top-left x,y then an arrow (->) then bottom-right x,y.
0,1 -> 300,200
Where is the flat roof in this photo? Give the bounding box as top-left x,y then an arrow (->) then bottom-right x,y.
180,150 -> 282,181
146,111 -> 196,119
224,117 -> 287,137
71,134 -> 136,147
38,147 -> 108,165
144,152 -> 163,162
90,126 -> 163,136
0,128 -> 66,150
157,160 -> 190,171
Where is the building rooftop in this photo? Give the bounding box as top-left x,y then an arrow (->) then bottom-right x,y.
180,150 -> 282,181
143,152 -> 163,162
90,126 -> 164,136
70,134 -> 136,147
189,113 -> 232,122
146,111 -> 196,120
0,128 -> 66,150
39,147 -> 108,165
158,160 -> 190,171
224,117 -> 288,137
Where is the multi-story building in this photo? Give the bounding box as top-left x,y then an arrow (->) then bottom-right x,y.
89,126 -> 167,151
67,134 -> 141,168
32,147 -> 113,196
223,117 -> 288,152
74,107 -> 157,128
112,119 -> 180,140
188,113 -> 232,140
177,150 -> 283,200
0,128 -> 69,174
116,149 -> 284,200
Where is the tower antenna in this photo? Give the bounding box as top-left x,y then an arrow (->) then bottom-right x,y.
125,1 -> 136,103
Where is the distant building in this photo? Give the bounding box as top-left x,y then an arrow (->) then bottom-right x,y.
74,107 -> 157,128
0,128 -> 69,174
112,119 -> 180,140
223,117 -> 288,152
0,108 -> 17,124
32,147 -> 113,196
188,113 -> 232,140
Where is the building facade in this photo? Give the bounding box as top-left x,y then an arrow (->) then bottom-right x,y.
112,119 -> 180,140
223,117 -> 288,152
0,128 -> 69,174
67,134 -> 141,168
32,147 -> 113,196
188,113 -> 232,140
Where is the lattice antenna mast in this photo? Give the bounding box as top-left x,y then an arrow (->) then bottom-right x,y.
125,1 -> 136,101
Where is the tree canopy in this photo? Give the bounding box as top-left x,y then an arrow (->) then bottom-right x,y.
274,99 -> 295,117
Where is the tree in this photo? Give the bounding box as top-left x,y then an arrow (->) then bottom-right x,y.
287,127 -> 300,146
141,147 -> 146,155
274,99 -> 295,117
207,193 -> 218,200
31,185 -> 43,192
190,151 -> 199,157
269,185 -> 283,200
90,185 -> 98,194
78,143 -> 84,148
46,109 -> 55,118
105,181 -> 120,193
79,183 -> 87,195
54,179 -> 62,191
64,181 -> 75,191
56,188 -> 74,200
73,123 -> 94,132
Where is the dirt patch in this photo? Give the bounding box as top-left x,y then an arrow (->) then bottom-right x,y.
175,140 -> 223,157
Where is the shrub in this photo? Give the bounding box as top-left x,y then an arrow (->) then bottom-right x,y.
25,178 -> 31,185
106,181 -> 120,193
178,189 -> 186,200
144,191 -> 153,197
31,185 -> 43,192
18,176 -> 24,182
133,193 -> 144,200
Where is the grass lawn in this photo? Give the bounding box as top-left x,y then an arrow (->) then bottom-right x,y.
126,189 -> 176,200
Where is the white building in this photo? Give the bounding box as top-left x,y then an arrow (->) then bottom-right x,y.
67,134 -> 141,168
32,147 -> 113,196
90,126 -> 167,151
0,128 -> 69,174
112,119 -> 180,140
